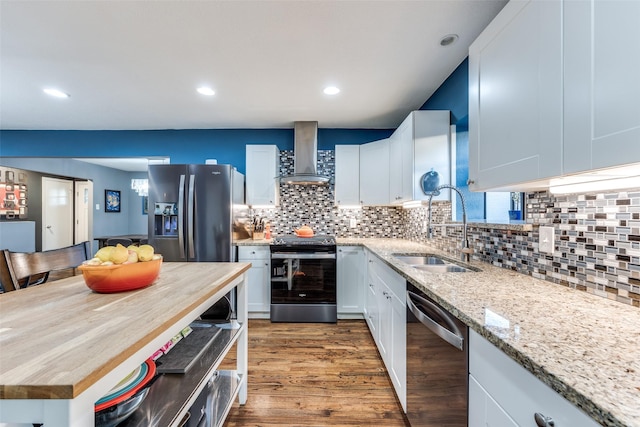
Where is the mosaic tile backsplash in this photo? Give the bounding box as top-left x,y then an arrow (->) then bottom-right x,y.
251,149 -> 640,309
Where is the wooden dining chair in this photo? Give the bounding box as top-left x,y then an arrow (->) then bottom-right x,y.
0,241 -> 92,292
105,238 -> 133,247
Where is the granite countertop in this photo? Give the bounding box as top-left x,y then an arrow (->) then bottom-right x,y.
337,238 -> 640,427
235,238 -> 272,246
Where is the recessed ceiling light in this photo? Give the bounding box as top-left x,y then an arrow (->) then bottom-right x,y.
439,34 -> 459,47
323,86 -> 340,95
43,88 -> 70,98
197,87 -> 215,96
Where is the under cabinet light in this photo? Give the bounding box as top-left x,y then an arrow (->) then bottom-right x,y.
549,176 -> 640,194
402,200 -> 426,209
549,164 -> 640,194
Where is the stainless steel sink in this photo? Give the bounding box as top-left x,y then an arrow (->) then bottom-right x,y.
393,254 -> 476,273
412,264 -> 470,273
394,255 -> 446,265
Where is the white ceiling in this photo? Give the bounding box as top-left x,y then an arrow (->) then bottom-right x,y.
0,0 -> 507,131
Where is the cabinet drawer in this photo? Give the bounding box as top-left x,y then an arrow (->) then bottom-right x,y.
469,330 -> 598,427
238,246 -> 270,260
369,256 -> 405,300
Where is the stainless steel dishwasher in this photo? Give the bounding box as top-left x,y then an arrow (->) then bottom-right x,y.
406,282 -> 468,426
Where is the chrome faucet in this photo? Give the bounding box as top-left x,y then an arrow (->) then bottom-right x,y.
427,184 -> 473,263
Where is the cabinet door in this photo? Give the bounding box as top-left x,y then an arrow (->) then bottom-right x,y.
389,289 -> 406,411
564,0 -> 640,174
334,146 -> 361,206
468,0 -> 562,191
413,110 -> 451,202
246,145 -> 279,206
389,115 -> 412,204
364,272 -> 380,345
359,138 -> 390,206
469,375 -> 518,427
469,330 -> 600,427
238,246 -> 271,313
376,280 -> 391,365
336,246 -> 365,314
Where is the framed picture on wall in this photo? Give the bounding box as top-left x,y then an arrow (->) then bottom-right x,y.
105,189 -> 121,213
142,196 -> 148,215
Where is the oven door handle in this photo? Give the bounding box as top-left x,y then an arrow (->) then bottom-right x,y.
407,290 -> 464,351
271,253 -> 336,260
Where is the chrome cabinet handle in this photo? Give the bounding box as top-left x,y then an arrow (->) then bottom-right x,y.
534,413 -> 555,427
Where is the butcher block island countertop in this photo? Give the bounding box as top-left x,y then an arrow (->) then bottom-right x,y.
0,262 -> 250,426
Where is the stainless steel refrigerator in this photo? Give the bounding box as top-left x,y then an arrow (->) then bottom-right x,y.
147,164 -> 244,263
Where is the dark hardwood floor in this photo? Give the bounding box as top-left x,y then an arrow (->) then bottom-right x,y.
222,319 -> 408,427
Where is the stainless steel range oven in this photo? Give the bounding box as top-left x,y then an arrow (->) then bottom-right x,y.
270,235 -> 337,323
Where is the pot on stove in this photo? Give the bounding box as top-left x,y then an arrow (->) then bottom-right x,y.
293,225 -> 314,238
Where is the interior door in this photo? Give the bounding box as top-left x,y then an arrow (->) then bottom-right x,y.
74,180 -> 92,244
42,177 -> 74,250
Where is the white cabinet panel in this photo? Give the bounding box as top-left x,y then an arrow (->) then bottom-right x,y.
359,138 -> 390,206
390,111 -> 451,203
389,116 -> 413,204
237,246 -> 270,315
365,250 -> 406,411
364,252 -> 379,338
336,246 -> 365,314
469,375 -> 518,427
564,0 -> 640,174
469,0 -> 563,191
334,145 -> 361,206
246,145 -> 279,206
470,0 -> 640,191
469,330 -> 599,427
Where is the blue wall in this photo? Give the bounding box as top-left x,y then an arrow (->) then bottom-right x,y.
419,58 -> 484,220
0,128 -> 393,174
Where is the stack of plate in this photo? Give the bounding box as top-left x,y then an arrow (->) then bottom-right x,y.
95,359 -> 156,427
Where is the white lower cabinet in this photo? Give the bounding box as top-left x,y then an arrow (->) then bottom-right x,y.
364,252 -> 379,337
237,246 -> 270,317
337,246 -> 365,316
469,329 -> 599,427
365,250 -> 406,412
469,375 -> 518,427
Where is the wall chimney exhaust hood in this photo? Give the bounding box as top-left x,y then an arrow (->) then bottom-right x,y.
280,121 -> 330,185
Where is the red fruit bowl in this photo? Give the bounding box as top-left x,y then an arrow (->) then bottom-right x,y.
78,257 -> 163,293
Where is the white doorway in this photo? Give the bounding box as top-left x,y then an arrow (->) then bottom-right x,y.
42,177 -> 74,250
74,180 -> 92,245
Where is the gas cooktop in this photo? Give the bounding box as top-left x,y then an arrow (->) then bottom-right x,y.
271,235 -> 336,246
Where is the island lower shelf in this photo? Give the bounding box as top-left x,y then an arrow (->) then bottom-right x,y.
119,321 -> 245,427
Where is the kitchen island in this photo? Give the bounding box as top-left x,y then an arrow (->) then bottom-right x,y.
339,238 -> 640,427
0,261 -> 250,426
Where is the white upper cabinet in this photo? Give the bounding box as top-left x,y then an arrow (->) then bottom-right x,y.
563,0 -> 640,174
246,145 -> 279,206
389,117 -> 413,204
390,111 -> 452,203
334,145 -> 361,206
469,0 -> 640,192
468,0 -> 563,192
359,138 -> 390,206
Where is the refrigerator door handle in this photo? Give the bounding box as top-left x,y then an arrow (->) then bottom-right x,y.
178,174 -> 186,259
187,174 -> 196,258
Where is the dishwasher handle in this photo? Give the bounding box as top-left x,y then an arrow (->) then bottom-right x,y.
407,290 -> 464,351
